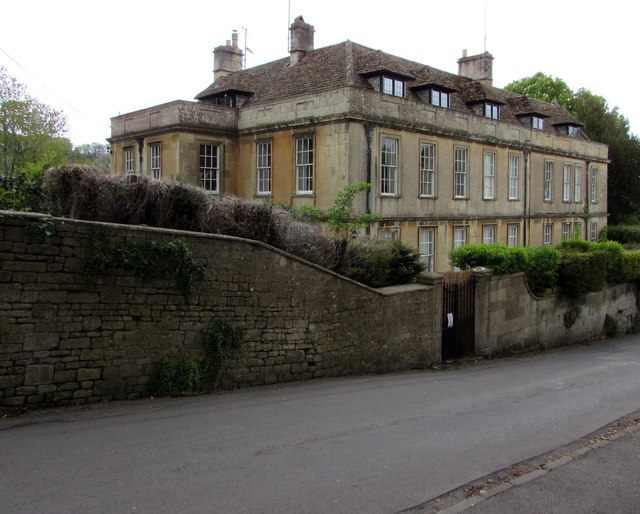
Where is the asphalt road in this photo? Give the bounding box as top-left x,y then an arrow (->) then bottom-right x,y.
2,335 -> 640,513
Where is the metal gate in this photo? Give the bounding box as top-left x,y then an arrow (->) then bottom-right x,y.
442,270 -> 475,360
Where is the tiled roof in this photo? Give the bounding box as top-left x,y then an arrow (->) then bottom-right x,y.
195,40 -> 585,135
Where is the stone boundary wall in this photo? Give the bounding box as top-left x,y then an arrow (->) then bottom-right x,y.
0,212 -> 440,407
474,271 -> 638,355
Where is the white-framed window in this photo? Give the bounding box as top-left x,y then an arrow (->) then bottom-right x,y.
590,167 -> 598,203
483,152 -> 495,200
509,155 -> 520,200
563,164 -> 571,202
544,161 -> 553,201
295,137 -> 314,194
431,89 -> 450,108
381,137 -> 398,195
590,222 -> 598,242
454,148 -> 468,198
200,144 -> 219,192
482,225 -> 495,245
380,227 -> 400,240
256,141 -> 272,195
484,103 -> 500,120
124,147 -> 134,174
574,165 -> 582,202
453,227 -> 467,271
507,224 -> 519,247
419,228 -> 435,272
543,223 -> 553,245
562,222 -> 572,241
420,143 -> 435,197
149,143 -> 161,179
574,222 -> 582,239
567,125 -> 580,137
532,116 -> 544,130
382,76 -> 404,97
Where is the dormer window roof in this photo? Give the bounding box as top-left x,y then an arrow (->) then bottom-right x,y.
199,89 -> 253,108
411,83 -> 457,108
360,69 -> 414,99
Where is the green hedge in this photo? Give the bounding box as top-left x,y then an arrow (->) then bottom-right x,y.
606,225 -> 640,244
449,244 -> 560,295
450,240 -> 631,297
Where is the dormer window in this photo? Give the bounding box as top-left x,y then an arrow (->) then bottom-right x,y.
532,116 -> 544,130
431,89 -> 450,108
567,125 -> 579,137
200,89 -> 252,108
555,123 -> 581,137
484,103 -> 500,120
210,94 -> 236,107
383,76 -> 405,97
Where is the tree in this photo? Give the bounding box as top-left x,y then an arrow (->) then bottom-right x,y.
71,143 -> 111,172
505,72 -> 575,110
505,73 -> 640,224
1,67 -> 68,177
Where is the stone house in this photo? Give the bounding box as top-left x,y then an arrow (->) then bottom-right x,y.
108,16 -> 608,273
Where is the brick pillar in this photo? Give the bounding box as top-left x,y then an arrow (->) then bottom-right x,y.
417,272 -> 444,363
473,267 -> 493,356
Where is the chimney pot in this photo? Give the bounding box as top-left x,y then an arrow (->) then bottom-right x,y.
289,15 -> 314,65
458,51 -> 494,86
213,32 -> 244,81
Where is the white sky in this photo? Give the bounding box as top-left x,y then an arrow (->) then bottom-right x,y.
2,0 -> 637,146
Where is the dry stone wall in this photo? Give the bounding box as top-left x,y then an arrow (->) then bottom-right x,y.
0,212 -> 440,407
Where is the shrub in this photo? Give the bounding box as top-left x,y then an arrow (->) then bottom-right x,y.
342,239 -> 425,288
557,240 -> 625,285
558,251 -> 608,297
606,224 -> 640,245
449,244 -> 561,295
604,314 -> 623,338
622,251 -> 640,280
0,170 -> 44,212
40,166 -> 424,288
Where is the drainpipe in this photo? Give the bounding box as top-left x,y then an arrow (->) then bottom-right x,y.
364,123 -> 375,237
584,159 -> 591,239
523,147 -> 531,246
135,137 -> 144,174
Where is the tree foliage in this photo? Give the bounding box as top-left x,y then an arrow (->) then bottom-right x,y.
0,67 -> 68,178
70,142 -> 110,172
505,73 -> 640,224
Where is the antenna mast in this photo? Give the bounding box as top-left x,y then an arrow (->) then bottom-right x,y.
483,0 -> 487,53
287,0 -> 291,52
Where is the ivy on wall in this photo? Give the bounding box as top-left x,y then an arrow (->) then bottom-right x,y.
84,231 -> 205,302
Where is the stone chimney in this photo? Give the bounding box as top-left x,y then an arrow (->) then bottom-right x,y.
213,31 -> 243,81
289,16 -> 314,65
458,50 -> 494,86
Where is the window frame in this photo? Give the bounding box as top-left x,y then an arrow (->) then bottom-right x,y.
563,164 -> 571,202
430,89 -> 450,108
419,142 -> 436,197
574,165 -> 582,202
381,137 -> 399,196
454,147 -> 468,199
507,224 -> 519,247
295,136 -> 314,195
562,222 -> 572,241
124,146 -> 134,174
256,141 -> 272,195
590,167 -> 598,203
200,143 -> 220,193
508,155 -> 520,200
544,161 -> 554,201
532,116 -> 544,130
483,151 -> 496,200
382,76 -> 405,98
380,227 -> 400,241
484,103 -> 500,120
590,222 -> 598,242
419,227 -> 435,272
149,143 -> 161,180
543,223 -> 553,245
482,225 -> 495,245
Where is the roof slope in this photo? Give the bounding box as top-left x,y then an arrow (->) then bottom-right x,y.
195,40 -> 584,132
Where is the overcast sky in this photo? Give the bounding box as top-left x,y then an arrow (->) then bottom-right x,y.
2,0 -> 637,146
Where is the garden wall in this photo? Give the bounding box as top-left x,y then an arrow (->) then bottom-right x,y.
474,271 -> 638,355
0,212 -> 440,407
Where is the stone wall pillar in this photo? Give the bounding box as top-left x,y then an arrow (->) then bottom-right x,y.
417,272 -> 444,363
473,267 -> 493,356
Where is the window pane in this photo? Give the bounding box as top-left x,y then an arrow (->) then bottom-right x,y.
381,137 -> 398,195
420,143 -> 435,197
296,137 -> 313,193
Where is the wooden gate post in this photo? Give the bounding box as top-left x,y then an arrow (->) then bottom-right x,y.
472,267 -> 493,356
